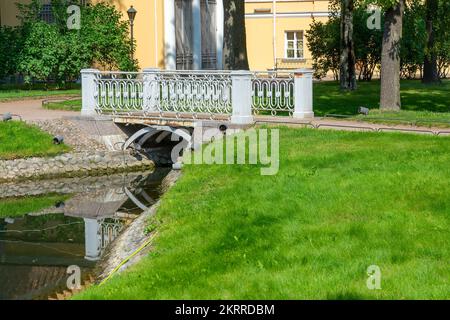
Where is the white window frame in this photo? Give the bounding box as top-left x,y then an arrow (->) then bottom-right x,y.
284,31 -> 304,60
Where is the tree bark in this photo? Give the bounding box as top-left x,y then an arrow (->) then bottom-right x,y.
339,0 -> 357,90
223,0 -> 249,70
380,0 -> 404,111
422,0 -> 439,84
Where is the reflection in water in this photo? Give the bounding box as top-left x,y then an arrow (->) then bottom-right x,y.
0,169 -> 170,300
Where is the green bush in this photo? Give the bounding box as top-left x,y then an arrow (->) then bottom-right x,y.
2,0 -> 137,86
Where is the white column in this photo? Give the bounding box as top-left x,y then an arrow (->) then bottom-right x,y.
293,69 -> 314,119
143,68 -> 160,112
84,218 -> 101,261
216,0 -> 224,69
80,69 -> 99,116
192,0 -> 202,70
164,0 -> 176,70
231,71 -> 254,125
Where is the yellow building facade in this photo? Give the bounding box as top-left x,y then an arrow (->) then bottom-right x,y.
1,0 -> 331,71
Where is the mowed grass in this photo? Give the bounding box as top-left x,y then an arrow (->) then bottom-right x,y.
76,128 -> 450,300
44,99 -> 82,112
0,85 -> 81,102
0,194 -> 69,218
0,121 -> 70,160
314,79 -> 450,116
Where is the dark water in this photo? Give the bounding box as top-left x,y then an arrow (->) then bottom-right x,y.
0,169 -> 170,300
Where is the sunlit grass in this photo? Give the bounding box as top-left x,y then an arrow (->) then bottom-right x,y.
0,121 -> 70,160
75,127 -> 450,300
314,79 -> 449,115
44,99 -> 82,111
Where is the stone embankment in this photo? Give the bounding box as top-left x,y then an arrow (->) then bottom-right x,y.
0,151 -> 153,183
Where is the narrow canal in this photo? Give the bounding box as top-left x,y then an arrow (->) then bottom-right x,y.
0,168 -> 171,300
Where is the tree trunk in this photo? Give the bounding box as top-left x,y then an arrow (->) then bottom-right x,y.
339,0 -> 357,90
380,0 -> 404,111
223,0 -> 249,70
422,0 -> 439,84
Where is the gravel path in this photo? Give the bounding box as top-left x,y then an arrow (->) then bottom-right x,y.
0,98 -> 78,121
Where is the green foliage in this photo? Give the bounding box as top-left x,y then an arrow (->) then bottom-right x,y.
435,0 -> 450,78
400,2 -> 426,79
3,0 -> 137,86
353,6 -> 384,80
0,27 -> 22,79
306,5 -> 383,81
305,18 -> 340,80
308,0 -> 448,80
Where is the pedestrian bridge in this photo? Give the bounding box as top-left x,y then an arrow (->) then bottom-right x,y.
80,68 -> 314,164
81,68 -> 314,126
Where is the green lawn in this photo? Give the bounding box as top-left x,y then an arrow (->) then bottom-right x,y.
43,98 -> 82,112
0,194 -> 69,218
75,127 -> 450,300
0,121 -> 70,160
0,84 -> 80,102
314,79 -> 449,115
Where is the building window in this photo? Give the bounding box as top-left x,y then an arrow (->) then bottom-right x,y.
285,31 -> 304,59
40,3 -> 54,24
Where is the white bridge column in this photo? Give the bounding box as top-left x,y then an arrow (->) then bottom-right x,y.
293,69 -> 314,119
164,0 -> 176,70
231,71 -> 254,125
143,68 -> 160,112
192,0 -> 202,70
216,0 -> 224,69
81,69 -> 99,116
84,218 -> 101,261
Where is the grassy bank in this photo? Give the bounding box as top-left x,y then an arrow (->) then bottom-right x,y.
75,127 -> 450,299
0,121 -> 70,160
0,194 -> 69,218
0,84 -> 80,102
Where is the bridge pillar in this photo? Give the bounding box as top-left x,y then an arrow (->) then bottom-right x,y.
84,218 -> 101,261
293,69 -> 314,119
143,68 -> 160,112
231,71 -> 254,125
81,69 -> 100,116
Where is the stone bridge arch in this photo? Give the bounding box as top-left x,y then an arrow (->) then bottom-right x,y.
123,125 -> 193,166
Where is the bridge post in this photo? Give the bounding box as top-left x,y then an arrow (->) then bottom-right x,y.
293,68 -> 314,119
84,218 -> 101,261
231,71 -> 254,125
143,68 -> 160,112
81,69 -> 100,116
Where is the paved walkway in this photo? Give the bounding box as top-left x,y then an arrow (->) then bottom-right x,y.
254,116 -> 450,136
0,98 -> 78,121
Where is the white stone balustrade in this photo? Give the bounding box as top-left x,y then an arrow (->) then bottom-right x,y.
81,68 -> 314,124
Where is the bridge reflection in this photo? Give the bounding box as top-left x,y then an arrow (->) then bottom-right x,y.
0,169 -> 170,299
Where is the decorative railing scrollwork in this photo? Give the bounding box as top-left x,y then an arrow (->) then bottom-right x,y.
95,72 -> 144,114
92,69 -> 300,119
251,71 -> 295,116
153,71 -> 232,119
